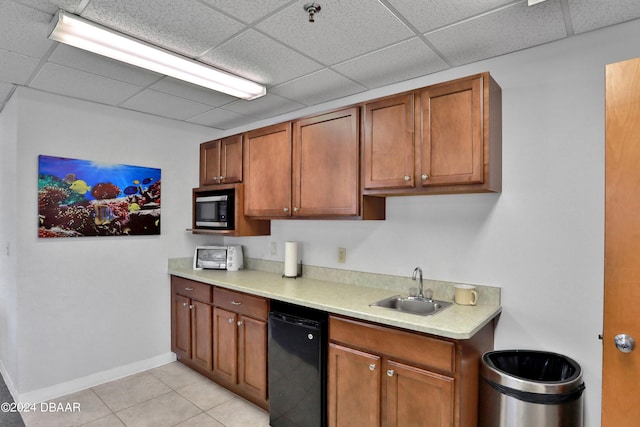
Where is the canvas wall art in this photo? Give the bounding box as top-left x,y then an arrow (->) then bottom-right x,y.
38,155 -> 161,238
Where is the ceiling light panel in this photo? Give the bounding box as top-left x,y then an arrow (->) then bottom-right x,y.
48,10 -> 266,100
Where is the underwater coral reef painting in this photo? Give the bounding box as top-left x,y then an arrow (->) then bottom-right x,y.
38,155 -> 161,238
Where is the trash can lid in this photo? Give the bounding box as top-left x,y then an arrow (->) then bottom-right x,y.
481,350 -> 583,395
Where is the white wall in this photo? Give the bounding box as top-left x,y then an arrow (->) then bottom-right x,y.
0,92 -> 19,391
225,19 -> 640,427
1,88 -> 219,401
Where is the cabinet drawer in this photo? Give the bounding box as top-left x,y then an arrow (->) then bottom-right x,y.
214,288 -> 268,320
329,316 -> 455,374
172,276 -> 212,303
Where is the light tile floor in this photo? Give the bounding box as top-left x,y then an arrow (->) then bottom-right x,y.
21,362 -> 270,427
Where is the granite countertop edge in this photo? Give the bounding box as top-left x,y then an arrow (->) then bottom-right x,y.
168,261 -> 502,340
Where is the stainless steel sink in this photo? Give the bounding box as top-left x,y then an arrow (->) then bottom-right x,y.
370,295 -> 452,316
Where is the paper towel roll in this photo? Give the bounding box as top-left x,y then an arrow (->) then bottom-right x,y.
284,241 -> 298,277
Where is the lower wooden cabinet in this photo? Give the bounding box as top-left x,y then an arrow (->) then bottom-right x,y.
170,276 -> 269,410
328,315 -> 493,427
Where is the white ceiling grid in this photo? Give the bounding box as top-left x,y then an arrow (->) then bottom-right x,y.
1,0 -> 639,130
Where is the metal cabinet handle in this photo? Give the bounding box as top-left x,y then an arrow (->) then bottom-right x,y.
228,318 -> 234,324
387,369 -> 395,377
237,321 -> 243,326
615,334 -> 636,353
182,302 -> 188,307
293,207 -> 299,212
283,207 -> 289,212
189,305 -> 193,310
369,364 -> 376,371
231,301 -> 242,305
403,175 -> 410,181
184,287 -> 194,291
421,173 -> 428,180
219,176 -> 225,181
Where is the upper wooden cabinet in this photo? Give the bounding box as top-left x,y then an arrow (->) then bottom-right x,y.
200,134 -> 243,186
363,73 -> 502,196
293,107 -> 360,217
244,107 -> 381,219
243,123 -> 292,218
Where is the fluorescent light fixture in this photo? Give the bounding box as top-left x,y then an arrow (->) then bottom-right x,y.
48,10 -> 266,100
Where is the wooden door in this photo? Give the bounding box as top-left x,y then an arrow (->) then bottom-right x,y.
328,343 -> 381,427
172,294 -> 191,360
293,107 -> 359,216
603,57 -> 640,425
363,94 -> 415,190
213,307 -> 238,384
385,360 -> 454,427
191,300 -> 212,371
220,134 -> 243,184
244,123 -> 292,217
238,316 -> 268,400
417,75 -> 483,187
200,140 -> 222,186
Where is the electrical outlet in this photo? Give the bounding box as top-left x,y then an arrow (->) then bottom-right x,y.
270,241 -> 277,256
338,247 -> 346,263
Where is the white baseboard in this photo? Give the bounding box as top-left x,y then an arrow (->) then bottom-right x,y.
14,352 -> 176,404
0,359 -> 19,403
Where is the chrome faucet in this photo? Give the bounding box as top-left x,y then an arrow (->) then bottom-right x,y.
412,267 -> 424,299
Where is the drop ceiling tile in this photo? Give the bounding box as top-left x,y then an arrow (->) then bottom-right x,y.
0,1 -> 55,57
270,69 -> 366,106
187,108 -> 256,130
0,49 -> 41,84
426,1 -> 567,66
201,29 -> 323,86
13,0 -> 59,14
334,38 -> 449,89
384,0 -> 514,33
48,44 -> 163,86
30,63 -> 143,105
47,0 -> 86,14
568,0 -> 640,34
257,0 -> 414,65
150,78 -> 237,107
202,0 -> 293,24
223,93 -> 304,120
120,89 -> 214,120
81,0 -> 245,58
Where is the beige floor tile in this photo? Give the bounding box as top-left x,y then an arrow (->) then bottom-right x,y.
207,397 -> 269,427
22,388 -> 111,427
176,380 -> 236,411
147,362 -> 206,390
174,412 -> 225,427
92,373 -> 171,412
80,413 -> 126,426
115,391 -> 200,427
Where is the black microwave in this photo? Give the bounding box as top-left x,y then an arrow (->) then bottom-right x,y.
194,189 -> 234,230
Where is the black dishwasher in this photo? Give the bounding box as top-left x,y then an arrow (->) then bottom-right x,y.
268,301 -> 327,427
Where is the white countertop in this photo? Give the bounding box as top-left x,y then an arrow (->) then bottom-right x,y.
168,259 -> 501,340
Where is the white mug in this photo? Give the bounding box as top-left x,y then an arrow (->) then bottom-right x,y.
454,284 -> 478,306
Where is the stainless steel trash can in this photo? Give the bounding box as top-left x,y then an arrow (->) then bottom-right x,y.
479,350 -> 585,427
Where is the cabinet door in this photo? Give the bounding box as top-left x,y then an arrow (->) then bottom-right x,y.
244,123 -> 292,217
417,75 -> 483,187
200,140 -> 222,186
292,107 -> 360,217
363,94 -> 414,190
385,360 -> 454,427
238,315 -> 267,400
220,134 -> 243,184
172,294 -> 192,360
191,300 -> 212,371
213,307 -> 238,384
328,343 -> 381,427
